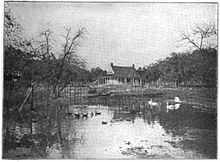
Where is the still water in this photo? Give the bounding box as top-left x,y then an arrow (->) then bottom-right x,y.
46,96 -> 217,159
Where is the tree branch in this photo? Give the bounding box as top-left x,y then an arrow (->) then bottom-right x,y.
179,23 -> 217,51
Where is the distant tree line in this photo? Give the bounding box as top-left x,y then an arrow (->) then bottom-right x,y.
143,48 -> 217,87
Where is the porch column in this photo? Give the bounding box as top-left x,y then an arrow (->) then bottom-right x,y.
125,78 -> 127,84
133,78 -> 135,85
140,78 -> 142,85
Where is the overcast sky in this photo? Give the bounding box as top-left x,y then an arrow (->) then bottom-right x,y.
8,2 -> 217,71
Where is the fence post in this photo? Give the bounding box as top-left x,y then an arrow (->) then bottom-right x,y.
69,86 -> 71,104
30,83 -> 34,134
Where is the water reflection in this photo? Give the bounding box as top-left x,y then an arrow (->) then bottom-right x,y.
44,96 -> 216,159
7,95 -> 215,159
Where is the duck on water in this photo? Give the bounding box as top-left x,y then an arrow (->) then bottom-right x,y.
82,113 -> 89,118
95,111 -> 102,116
75,113 -> 80,118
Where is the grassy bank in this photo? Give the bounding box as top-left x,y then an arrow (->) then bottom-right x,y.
92,85 -> 217,113
149,87 -> 217,111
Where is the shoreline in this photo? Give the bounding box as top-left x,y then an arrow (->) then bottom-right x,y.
86,86 -> 217,113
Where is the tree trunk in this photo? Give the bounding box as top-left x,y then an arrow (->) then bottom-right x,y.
57,105 -> 63,145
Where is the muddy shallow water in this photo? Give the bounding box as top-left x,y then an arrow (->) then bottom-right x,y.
46,96 -> 217,159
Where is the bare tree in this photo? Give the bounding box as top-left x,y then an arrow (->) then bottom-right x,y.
60,28 -> 86,67
39,29 -> 56,59
36,28 -> 87,96
25,27 -> 87,83
179,23 -> 217,50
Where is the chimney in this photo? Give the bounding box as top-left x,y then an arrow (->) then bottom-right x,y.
132,64 -> 135,68
111,63 -> 113,67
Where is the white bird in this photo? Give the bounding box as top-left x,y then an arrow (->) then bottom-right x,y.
148,99 -> 159,108
174,97 -> 180,103
174,103 -> 181,109
166,102 -> 181,112
166,102 -> 175,111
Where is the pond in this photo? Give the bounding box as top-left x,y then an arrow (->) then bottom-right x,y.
46,96 -> 217,159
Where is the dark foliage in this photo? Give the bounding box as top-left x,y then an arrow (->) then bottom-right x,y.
143,48 -> 217,87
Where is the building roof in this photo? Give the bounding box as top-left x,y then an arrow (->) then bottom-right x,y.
111,64 -> 140,78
